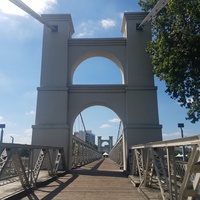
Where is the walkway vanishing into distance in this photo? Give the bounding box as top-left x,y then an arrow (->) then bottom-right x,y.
20,158 -> 144,200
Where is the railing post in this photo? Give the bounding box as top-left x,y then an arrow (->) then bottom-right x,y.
178,144 -> 200,200
135,149 -> 145,184
129,135 -> 200,200
151,148 -> 169,199
12,148 -> 30,189
166,146 -> 178,200
144,148 -> 154,187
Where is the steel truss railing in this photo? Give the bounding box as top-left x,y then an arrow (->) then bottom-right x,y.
129,135 -> 200,200
109,135 -> 123,168
71,135 -> 102,168
0,143 -> 66,189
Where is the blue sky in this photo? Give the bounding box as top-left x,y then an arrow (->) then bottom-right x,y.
0,0 -> 199,145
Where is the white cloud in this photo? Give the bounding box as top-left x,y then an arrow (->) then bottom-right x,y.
4,128 -> 32,144
75,18 -> 117,38
75,21 -> 96,38
101,19 -> 116,29
100,124 -> 111,129
23,91 -> 37,99
24,128 -> 32,136
109,118 -> 120,123
162,132 -> 181,140
119,12 -> 124,20
0,0 -> 57,16
0,116 -> 5,123
0,71 -> 13,92
162,131 -> 195,141
25,110 -> 35,116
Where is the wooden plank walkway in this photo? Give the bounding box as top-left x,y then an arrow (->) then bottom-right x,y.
20,158 -> 145,200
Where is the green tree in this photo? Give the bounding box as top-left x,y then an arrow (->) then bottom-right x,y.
138,0 -> 200,123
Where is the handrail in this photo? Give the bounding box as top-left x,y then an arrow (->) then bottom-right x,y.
109,135 -> 123,168
0,143 -> 65,150
130,135 -> 200,149
0,144 -> 66,189
129,135 -> 200,200
71,135 -> 102,168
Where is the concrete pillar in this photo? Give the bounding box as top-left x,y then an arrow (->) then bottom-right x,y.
109,136 -> 113,151
98,136 -> 102,152
32,14 -> 74,170
121,13 -> 162,170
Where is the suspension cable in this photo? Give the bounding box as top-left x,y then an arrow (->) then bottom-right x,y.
137,0 -> 171,29
117,121 -> 122,140
9,0 -> 58,31
79,113 -> 87,134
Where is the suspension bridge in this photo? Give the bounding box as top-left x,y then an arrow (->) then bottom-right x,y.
1,0 -> 200,199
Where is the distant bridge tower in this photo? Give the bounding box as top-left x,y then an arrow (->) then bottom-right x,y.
98,136 -> 113,153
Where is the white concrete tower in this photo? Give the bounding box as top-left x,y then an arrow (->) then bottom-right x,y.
32,14 -> 74,169
32,12 -> 162,171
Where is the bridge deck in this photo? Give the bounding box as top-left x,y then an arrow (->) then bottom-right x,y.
21,158 -> 144,200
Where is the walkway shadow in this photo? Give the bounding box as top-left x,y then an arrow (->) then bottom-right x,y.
40,174 -> 79,200
72,169 -> 125,177
72,158 -> 125,177
24,158 -> 125,200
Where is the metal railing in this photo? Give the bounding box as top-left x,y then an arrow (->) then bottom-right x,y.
71,135 -> 102,168
0,143 -> 66,189
109,135 -> 123,168
129,135 -> 200,200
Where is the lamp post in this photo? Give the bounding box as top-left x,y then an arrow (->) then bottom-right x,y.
10,136 -> 14,143
178,123 -> 186,161
0,124 -> 6,144
0,124 -> 6,153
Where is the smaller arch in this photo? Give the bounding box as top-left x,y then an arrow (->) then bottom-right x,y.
70,51 -> 125,84
101,141 -> 109,147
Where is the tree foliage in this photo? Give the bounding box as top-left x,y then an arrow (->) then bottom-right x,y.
138,0 -> 200,123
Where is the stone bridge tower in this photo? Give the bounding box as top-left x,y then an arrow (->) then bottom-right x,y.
32,12 -> 162,170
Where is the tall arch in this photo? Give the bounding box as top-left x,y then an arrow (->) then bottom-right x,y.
32,13 -> 162,170
72,105 -> 122,146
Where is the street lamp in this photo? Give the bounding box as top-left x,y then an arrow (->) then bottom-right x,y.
178,123 -> 184,138
10,136 -> 14,143
178,123 -> 186,161
0,124 -> 6,144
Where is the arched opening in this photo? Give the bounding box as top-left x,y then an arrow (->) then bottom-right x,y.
73,105 -> 123,147
101,141 -> 110,154
101,141 -> 109,147
73,57 -> 123,84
